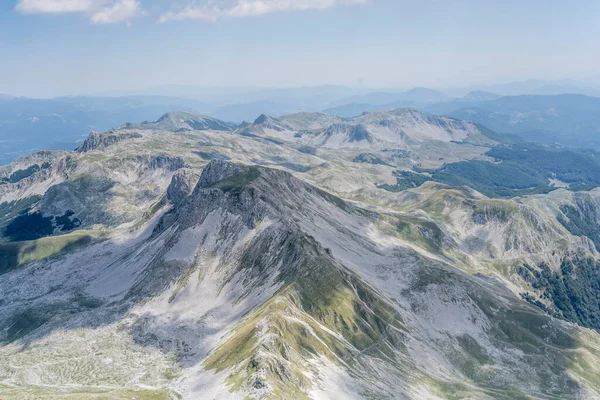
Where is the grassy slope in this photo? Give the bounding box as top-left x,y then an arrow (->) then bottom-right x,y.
204,233 -> 407,399
0,231 -> 97,275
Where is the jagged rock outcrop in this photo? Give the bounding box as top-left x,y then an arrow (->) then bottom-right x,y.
0,152 -> 74,202
167,168 -> 200,204
197,159 -> 243,188
34,155 -> 186,228
133,155 -> 185,171
0,150 -> 68,179
253,114 -> 270,125
77,131 -> 142,152
153,112 -> 236,132
120,112 -> 237,132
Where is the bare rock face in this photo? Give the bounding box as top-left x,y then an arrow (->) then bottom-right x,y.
167,168 -> 200,204
77,131 -> 142,152
133,155 -> 185,171
197,159 -> 242,188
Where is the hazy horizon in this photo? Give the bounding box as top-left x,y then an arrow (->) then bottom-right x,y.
3,78 -> 600,101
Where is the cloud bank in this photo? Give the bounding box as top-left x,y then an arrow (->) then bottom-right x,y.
159,0 -> 367,23
15,0 -> 141,24
15,0 -> 367,24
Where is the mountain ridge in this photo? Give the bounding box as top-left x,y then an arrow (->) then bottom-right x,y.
1,112 -> 600,398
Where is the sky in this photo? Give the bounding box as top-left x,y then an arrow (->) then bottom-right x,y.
1,0 -> 600,97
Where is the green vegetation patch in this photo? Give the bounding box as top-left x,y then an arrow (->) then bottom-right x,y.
391,216 -> 449,254
557,199 -> 600,251
487,144 -> 600,184
205,233 -> 406,398
518,257 -> 600,331
0,231 -> 95,275
380,144 -> 600,198
378,170 -> 430,192
352,153 -> 392,166
206,166 -> 261,194
203,295 -> 323,399
436,160 -> 546,190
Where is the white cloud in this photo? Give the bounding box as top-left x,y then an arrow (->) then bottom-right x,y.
15,0 -> 366,24
89,0 -> 141,23
16,0 -> 95,14
15,0 -> 141,24
159,0 -> 367,23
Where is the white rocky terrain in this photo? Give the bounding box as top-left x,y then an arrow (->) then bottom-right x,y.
1,110 -> 600,399
241,108 -> 493,153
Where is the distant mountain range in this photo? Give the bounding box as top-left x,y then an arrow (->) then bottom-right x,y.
325,93 -> 600,151
339,87 -> 449,105
2,81 -> 600,165
428,94 -> 600,150
443,78 -> 600,97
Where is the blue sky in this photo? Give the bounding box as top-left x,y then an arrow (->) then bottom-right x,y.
1,0 -> 600,97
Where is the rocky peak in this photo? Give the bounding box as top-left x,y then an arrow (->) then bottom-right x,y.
77,131 -> 142,152
197,160 -> 243,188
167,168 -> 201,205
348,124 -> 372,143
253,113 -> 270,125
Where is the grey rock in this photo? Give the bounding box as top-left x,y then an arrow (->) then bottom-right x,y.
77,131 -> 142,152
167,168 -> 200,205
197,160 -> 242,188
